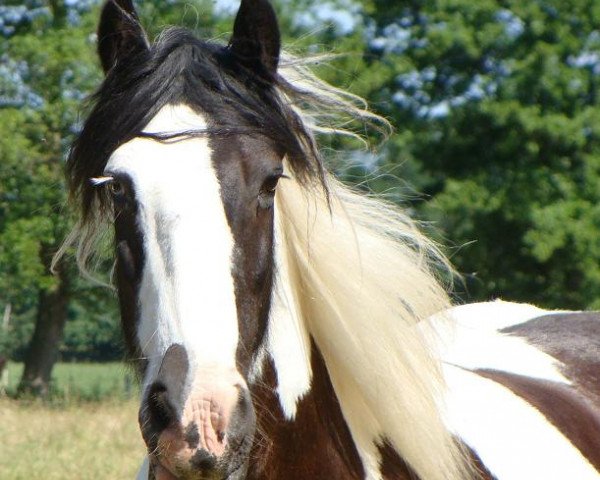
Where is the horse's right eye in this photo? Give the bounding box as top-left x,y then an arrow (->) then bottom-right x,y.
261,175 -> 280,195
257,172 -> 284,210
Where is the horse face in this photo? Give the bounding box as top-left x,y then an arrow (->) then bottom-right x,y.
106,103 -> 283,479
92,1 -> 283,478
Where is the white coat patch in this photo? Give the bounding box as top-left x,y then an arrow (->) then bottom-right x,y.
428,301 -> 570,383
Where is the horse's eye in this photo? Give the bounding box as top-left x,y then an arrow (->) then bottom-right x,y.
258,173 -> 283,209
110,180 -> 125,198
262,175 -> 280,194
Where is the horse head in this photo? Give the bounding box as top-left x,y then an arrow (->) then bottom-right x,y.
69,0 -> 309,477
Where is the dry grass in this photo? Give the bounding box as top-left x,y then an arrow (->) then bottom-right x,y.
0,397 -> 146,479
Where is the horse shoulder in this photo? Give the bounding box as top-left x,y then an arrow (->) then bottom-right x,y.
500,310 -> 600,402
433,301 -> 600,479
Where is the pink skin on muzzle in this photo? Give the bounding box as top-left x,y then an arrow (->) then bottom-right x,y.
140,345 -> 247,480
155,376 -> 241,474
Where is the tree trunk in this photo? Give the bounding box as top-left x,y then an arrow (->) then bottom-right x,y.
18,249 -> 71,398
48,0 -> 68,28
0,355 -> 7,395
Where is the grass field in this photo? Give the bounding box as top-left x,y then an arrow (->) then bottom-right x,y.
0,363 -> 146,479
3,362 -> 139,402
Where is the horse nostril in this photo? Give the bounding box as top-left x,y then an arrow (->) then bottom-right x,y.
144,382 -> 175,434
190,448 -> 218,471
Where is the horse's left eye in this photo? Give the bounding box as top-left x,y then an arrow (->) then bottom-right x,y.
108,179 -> 130,208
258,173 -> 282,209
110,180 -> 125,197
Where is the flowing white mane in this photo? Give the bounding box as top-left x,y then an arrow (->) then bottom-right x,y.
269,56 -> 471,480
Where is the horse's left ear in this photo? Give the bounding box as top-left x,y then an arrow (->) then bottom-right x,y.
97,0 -> 150,74
229,0 -> 281,80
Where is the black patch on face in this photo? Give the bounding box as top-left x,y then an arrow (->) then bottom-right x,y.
190,449 -> 218,471
116,240 -> 136,281
222,387 -> 256,460
139,381 -> 174,454
209,133 -> 283,374
110,173 -> 146,373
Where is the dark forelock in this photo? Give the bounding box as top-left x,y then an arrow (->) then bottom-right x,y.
68,27 -> 324,219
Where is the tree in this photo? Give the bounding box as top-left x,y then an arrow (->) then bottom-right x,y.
0,0 -> 107,395
357,0 -> 600,309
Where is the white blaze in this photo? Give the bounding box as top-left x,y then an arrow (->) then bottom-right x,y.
105,104 -> 239,386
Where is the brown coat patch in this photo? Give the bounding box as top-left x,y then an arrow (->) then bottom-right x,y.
501,312 -> 600,403
248,341 -> 364,479
476,369 -> 600,473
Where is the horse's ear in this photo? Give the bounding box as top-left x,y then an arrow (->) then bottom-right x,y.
229,0 -> 281,79
97,0 -> 149,74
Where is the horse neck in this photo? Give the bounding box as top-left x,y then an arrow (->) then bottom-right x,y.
248,341 -> 421,480
248,341 -> 367,480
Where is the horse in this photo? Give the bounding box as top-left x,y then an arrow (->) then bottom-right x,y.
59,0 -> 600,479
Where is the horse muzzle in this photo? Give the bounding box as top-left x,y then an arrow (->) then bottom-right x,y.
139,344 -> 255,480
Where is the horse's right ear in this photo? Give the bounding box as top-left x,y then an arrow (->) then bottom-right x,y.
97,0 -> 149,74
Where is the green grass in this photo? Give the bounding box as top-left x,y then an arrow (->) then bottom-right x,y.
3,361 -> 139,402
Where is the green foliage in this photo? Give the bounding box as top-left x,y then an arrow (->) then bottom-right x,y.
63,294 -> 123,362
0,1 -> 117,360
359,0 -> 600,308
